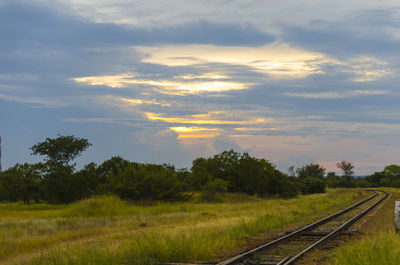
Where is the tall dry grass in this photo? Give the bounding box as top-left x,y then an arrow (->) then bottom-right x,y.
0,189 -> 368,265
333,232 -> 400,265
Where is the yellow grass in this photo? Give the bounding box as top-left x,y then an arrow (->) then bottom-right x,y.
330,187 -> 400,265
332,232 -> 400,265
0,189 -> 369,265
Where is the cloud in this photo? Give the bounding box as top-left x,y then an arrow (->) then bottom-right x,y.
35,0 -> 396,32
145,111 -> 270,126
0,92 -> 70,107
283,90 -> 387,99
169,127 -> 221,139
135,44 -> 394,82
138,43 -> 326,78
72,73 -> 249,94
0,1 -> 274,50
234,127 -> 279,132
3,1 -> 400,175
120,97 -> 170,107
345,56 -> 393,82
283,8 -> 400,57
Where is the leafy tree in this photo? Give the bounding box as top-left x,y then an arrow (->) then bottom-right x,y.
365,171 -> 384,187
191,150 -> 298,198
200,178 -> 228,202
288,166 -> 296,177
176,168 -> 192,191
337,161 -> 354,187
39,163 -> 75,203
353,178 -> 372,188
296,163 -> 326,179
326,171 -> 340,188
213,150 -> 240,182
98,156 -> 130,178
235,153 -> 268,195
294,164 -> 326,194
73,162 -> 102,199
191,157 -> 213,190
28,135 -> 92,203
269,170 -> 300,198
383,164 -> 400,183
106,162 -> 188,201
337,160 -> 354,177
30,135 -> 91,166
0,163 -> 42,203
302,177 -> 326,194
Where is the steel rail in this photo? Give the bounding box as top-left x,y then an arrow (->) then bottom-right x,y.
281,190 -> 388,265
217,190 -> 384,265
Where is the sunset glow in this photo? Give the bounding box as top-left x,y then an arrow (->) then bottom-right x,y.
146,112 -> 270,125
3,0 -> 400,174
73,73 -> 248,94
138,43 -> 325,78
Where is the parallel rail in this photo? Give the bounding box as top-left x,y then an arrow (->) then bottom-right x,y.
217,190 -> 388,265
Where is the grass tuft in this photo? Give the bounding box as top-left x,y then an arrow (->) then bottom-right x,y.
64,195 -> 129,218
333,232 -> 400,265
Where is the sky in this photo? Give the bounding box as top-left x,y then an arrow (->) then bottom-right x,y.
1,0 -> 400,174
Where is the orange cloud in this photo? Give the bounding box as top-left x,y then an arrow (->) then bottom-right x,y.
137,43 -> 326,78
72,73 -> 248,94
146,112 -> 269,125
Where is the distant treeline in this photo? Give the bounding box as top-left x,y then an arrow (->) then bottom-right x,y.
0,135 -> 398,204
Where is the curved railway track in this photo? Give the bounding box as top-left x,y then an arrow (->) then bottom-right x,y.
217,190 -> 388,265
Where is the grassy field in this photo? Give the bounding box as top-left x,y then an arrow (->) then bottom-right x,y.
0,189 -> 369,265
333,232 -> 400,265
330,188 -> 400,265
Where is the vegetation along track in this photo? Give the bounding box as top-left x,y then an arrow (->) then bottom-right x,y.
217,190 -> 388,265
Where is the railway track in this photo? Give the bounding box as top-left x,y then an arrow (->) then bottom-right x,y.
217,190 -> 388,265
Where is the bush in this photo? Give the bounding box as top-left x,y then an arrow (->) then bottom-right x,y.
107,163 -> 189,201
301,177 -> 326,194
200,178 -> 228,202
191,150 -> 298,198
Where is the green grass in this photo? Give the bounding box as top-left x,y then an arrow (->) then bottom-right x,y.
0,189 -> 369,265
328,187 -> 400,264
333,232 -> 400,265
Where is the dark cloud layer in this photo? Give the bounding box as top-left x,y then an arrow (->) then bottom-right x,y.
2,1 -> 400,174
283,9 -> 400,56
0,2 -> 274,50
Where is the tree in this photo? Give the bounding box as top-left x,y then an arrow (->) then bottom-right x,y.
191,150 -> 298,198
337,161 -> 354,176
295,164 -> 326,194
106,162 -> 188,201
29,135 -> 91,203
381,165 -> 400,187
98,156 -> 130,178
302,177 -> 326,194
383,165 -> 400,179
0,163 -> 42,204
288,166 -> 296,177
365,171 -> 384,187
200,178 -> 228,202
39,162 -> 76,203
326,172 -> 340,188
296,163 -> 326,179
337,161 -> 354,187
30,135 -> 91,166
